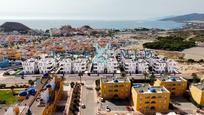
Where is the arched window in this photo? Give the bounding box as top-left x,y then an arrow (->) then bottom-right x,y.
150,106 -> 155,110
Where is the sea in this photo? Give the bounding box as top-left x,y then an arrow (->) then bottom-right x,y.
0,19 -> 184,30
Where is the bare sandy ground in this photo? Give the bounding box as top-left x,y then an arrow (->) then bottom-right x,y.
182,47 -> 204,60
178,62 -> 204,77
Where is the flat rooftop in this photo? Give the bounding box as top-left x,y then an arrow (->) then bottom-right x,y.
157,76 -> 186,82
101,77 -> 130,83
192,82 -> 204,90
132,83 -> 169,94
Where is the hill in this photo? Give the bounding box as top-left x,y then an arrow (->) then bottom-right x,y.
160,13 -> 204,22
0,22 -> 31,33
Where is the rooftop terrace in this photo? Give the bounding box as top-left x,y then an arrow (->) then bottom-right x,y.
132,83 -> 169,94
101,77 -> 130,83
157,76 -> 186,82
192,82 -> 204,90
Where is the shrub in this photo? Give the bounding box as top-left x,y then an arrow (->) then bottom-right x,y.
95,79 -> 100,86
70,82 -> 75,88
95,86 -> 100,91
143,36 -> 196,51
28,80 -> 34,86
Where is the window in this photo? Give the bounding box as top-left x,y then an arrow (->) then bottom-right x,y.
151,96 -> 156,99
150,106 -> 155,110
114,89 -> 118,92
151,101 -> 156,104
145,106 -> 149,109
145,96 -> 150,99
145,101 -> 150,104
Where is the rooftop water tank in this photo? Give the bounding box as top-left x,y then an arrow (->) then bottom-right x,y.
170,77 -> 176,81
113,79 -> 119,83
148,88 -> 156,93
45,84 -> 51,88
133,83 -> 141,88
27,87 -> 36,95
43,73 -> 49,77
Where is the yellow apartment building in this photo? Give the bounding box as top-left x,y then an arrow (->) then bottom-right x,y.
154,76 -> 187,96
190,83 -> 204,106
100,77 -> 131,99
131,83 -> 170,114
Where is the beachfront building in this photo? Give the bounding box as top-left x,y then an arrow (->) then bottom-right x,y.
154,76 -> 187,96
59,58 -> 72,74
190,83 -> 204,106
37,57 -> 56,74
72,58 -> 87,73
22,58 -> 38,74
100,78 -> 131,99
131,83 -> 170,113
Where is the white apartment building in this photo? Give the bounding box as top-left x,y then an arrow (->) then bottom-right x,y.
106,58 -> 118,73
72,58 -> 87,73
122,59 -> 137,73
92,62 -> 105,73
37,58 -> 56,74
149,56 -> 177,74
22,58 -> 38,74
92,58 -> 118,74
166,59 -> 177,73
59,58 -> 72,74
149,56 -> 167,74
137,59 -> 149,73
152,61 -> 167,73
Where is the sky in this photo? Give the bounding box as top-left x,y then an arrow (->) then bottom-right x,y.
0,0 -> 204,20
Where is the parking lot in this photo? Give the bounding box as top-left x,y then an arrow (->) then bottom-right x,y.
170,97 -> 197,114
100,99 -> 132,112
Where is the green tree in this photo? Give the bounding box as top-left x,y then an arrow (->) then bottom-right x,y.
143,71 -> 149,80
28,80 -> 34,86
149,73 -> 156,84
70,82 -> 75,88
121,71 -> 126,78
192,73 -> 200,83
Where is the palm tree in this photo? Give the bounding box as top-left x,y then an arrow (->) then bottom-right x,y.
149,73 -> 156,85
121,71 -> 126,78
10,86 -> 15,96
143,71 -> 149,80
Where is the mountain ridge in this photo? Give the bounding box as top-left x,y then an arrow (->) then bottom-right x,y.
160,13 -> 204,22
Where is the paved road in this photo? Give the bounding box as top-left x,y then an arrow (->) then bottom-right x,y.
80,80 -> 97,115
